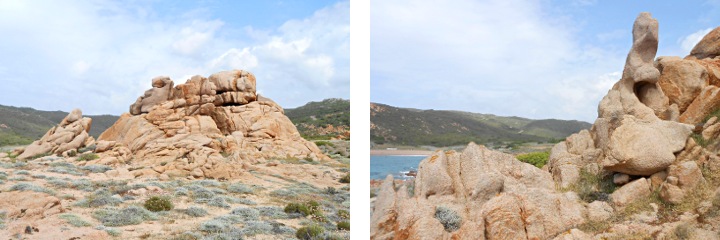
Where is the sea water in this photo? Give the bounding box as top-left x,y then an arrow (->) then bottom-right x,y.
370,155 -> 427,180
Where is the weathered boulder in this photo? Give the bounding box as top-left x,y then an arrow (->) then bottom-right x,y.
679,85 -> 720,124
610,178 -> 650,209
371,143 -> 586,239
587,201 -> 614,222
656,57 -> 708,112
602,116 -> 692,176
92,70 -> 328,179
17,109 -> 94,160
688,27 -> 720,60
660,161 -> 706,204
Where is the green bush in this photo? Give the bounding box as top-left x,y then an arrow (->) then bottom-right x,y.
516,151 -> 550,168
296,225 -> 324,240
77,153 -> 99,161
339,173 -> 350,183
284,201 -> 322,217
337,221 -> 350,230
337,209 -> 350,219
314,141 -> 334,147
144,196 -> 173,212
435,206 -> 461,232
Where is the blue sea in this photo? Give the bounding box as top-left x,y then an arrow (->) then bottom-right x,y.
370,155 -> 427,180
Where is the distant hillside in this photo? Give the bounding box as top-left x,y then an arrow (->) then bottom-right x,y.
0,99 -> 350,146
371,103 -> 591,147
285,98 -> 350,140
0,105 -> 120,146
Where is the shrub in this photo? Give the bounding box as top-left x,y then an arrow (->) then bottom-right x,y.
339,173 -> 350,183
144,196 -> 174,212
269,221 -> 295,235
175,187 -> 189,196
191,186 -> 216,199
230,207 -> 260,220
75,191 -> 123,208
570,169 -> 616,203
336,221 -> 350,230
81,165 -> 112,173
48,165 -> 85,176
337,209 -> 349,220
59,214 -> 91,227
296,225 -> 324,240
241,220 -> 273,236
206,196 -> 230,208
435,206 -> 461,232
516,151 -> 550,168
227,183 -> 254,194
93,206 -> 158,226
106,228 -> 122,237
325,187 -> 337,194
284,203 -> 311,216
184,206 -> 208,217
8,183 -> 55,194
254,206 -> 288,219
199,219 -> 231,233
15,170 -> 29,175
77,153 -> 99,161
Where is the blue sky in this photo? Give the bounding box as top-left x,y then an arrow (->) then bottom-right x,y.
371,0 -> 720,122
0,0 -> 348,115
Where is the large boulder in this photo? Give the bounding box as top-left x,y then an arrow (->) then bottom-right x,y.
370,143 -> 586,239
94,70 -> 329,179
688,27 -> 720,60
17,109 -> 94,159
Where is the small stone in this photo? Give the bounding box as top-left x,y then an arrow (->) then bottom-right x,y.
613,173 -> 631,185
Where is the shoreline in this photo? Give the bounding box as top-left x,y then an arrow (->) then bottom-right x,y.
370,149 -> 434,156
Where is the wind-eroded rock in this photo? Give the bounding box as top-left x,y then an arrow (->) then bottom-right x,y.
17,109 -> 94,160
370,143 -> 585,240
92,69 -> 329,179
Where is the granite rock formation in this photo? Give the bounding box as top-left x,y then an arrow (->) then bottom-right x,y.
89,69 -> 329,179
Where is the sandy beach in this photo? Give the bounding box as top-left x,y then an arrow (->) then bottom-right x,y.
370,149 -> 434,156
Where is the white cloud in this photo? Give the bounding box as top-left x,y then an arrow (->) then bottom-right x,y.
680,28 -> 713,54
0,1 -> 349,115
371,0 -> 625,122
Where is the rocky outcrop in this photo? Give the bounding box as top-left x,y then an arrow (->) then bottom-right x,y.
16,109 -> 94,160
547,12 -> 696,188
90,70 -> 329,179
370,143 -> 586,240
373,12 -> 720,239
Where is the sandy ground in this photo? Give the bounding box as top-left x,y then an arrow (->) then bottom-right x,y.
370,149 -> 434,156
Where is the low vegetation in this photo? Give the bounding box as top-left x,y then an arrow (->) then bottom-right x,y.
516,151 -> 549,168
144,196 -> 174,212
296,225 -> 325,240
434,206 -> 461,232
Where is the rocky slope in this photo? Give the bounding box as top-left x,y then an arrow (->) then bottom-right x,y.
371,13 -> 720,239
371,103 -> 590,147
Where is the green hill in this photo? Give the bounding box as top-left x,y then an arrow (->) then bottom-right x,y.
370,103 -> 591,147
0,105 -> 120,146
285,98 -> 350,140
0,98 -> 351,146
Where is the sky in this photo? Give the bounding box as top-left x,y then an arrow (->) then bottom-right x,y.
0,0 -> 349,115
371,0 -> 720,123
